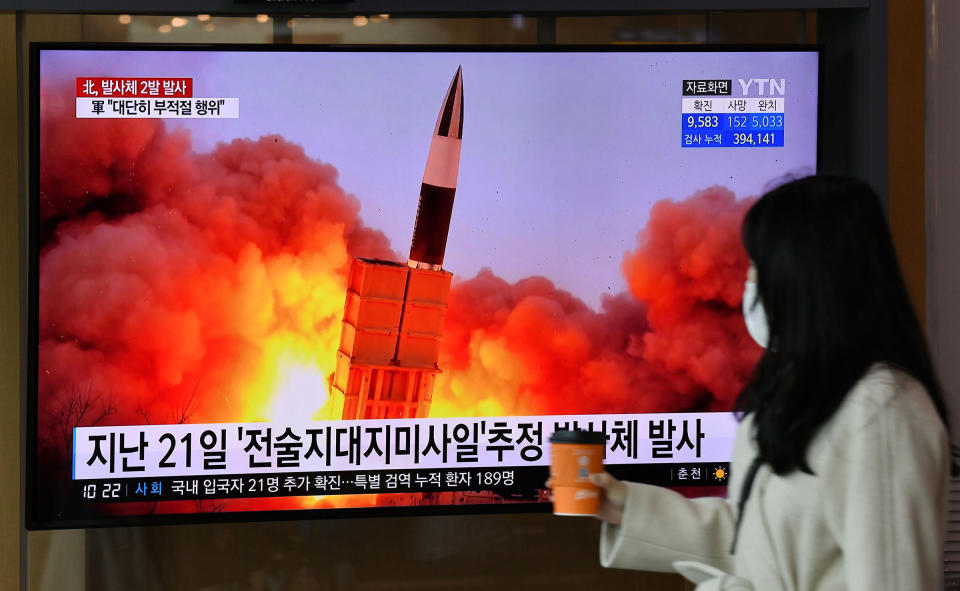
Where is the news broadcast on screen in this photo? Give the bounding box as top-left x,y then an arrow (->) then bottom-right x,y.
28,46 -> 819,528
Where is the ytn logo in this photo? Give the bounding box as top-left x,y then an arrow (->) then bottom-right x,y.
737,78 -> 786,96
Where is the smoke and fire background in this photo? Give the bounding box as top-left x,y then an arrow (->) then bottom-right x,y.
34,50 -> 818,518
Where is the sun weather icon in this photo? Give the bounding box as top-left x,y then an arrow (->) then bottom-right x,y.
713,466 -> 727,482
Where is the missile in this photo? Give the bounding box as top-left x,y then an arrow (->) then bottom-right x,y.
409,66 -> 463,270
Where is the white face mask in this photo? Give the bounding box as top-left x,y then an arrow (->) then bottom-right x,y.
742,280 -> 769,349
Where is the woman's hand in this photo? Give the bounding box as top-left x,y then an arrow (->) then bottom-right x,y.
545,472 -> 627,525
589,472 -> 627,525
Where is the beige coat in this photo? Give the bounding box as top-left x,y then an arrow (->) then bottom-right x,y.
600,365 -> 950,590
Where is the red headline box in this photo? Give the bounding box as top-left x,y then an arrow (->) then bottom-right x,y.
76,77 -> 193,98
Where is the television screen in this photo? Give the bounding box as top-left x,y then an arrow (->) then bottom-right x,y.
29,45 -> 819,528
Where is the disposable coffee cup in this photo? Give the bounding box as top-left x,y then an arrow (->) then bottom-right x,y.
549,430 -> 606,516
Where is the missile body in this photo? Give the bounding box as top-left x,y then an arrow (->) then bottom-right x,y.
409,67 -> 463,270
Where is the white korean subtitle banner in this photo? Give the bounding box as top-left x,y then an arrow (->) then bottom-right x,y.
73,413 -> 738,480
76,97 -> 239,118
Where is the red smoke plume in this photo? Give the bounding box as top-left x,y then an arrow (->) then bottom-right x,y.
622,188 -> 763,408
38,86 -> 395,443
434,187 -> 761,418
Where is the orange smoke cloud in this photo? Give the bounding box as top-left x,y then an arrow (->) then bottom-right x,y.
622,187 -> 763,408
433,274 -> 651,417
434,186 -> 761,418
38,86 -> 395,443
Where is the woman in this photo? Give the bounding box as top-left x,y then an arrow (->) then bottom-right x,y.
591,175 -> 953,590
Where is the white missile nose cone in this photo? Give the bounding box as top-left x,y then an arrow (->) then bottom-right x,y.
435,67 -> 463,139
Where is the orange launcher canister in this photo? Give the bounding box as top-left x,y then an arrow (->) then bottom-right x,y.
549,430 -> 606,516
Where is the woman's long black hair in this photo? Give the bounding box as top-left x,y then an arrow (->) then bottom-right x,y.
735,175 -> 952,475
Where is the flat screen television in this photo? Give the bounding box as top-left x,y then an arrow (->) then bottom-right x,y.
28,44 -> 819,528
